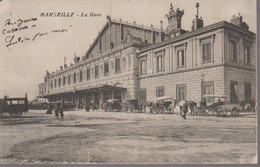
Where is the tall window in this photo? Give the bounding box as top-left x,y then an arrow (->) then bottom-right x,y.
202,81 -> 214,103
245,82 -> 251,103
156,86 -> 165,97
115,58 -> 121,74
140,59 -> 147,75
177,50 -> 185,67
230,40 -> 237,62
63,76 -> 66,86
156,50 -> 164,72
54,79 -> 57,88
58,78 -> 61,87
68,74 -> 71,85
104,62 -> 109,76
95,65 -> 99,78
79,70 -> 83,82
87,68 -> 91,80
73,73 -> 77,84
202,43 -> 211,62
51,81 -> 53,89
245,46 -> 251,65
176,84 -> 186,100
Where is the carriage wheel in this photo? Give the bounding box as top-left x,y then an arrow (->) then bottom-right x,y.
104,106 -> 113,112
121,106 -> 127,112
158,105 -> 166,114
216,106 -> 227,117
168,105 -> 175,114
231,107 -> 239,116
128,105 -> 135,113
16,112 -> 23,117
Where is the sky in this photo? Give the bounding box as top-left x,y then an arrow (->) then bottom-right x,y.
0,0 -> 256,100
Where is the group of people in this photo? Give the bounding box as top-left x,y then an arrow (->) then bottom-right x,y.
46,102 -> 64,120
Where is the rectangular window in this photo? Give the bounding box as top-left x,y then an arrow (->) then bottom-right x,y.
141,59 -> 146,74
79,71 -> 83,82
245,82 -> 251,103
156,50 -> 164,72
87,68 -> 91,80
202,43 -> 211,62
202,81 -> 214,103
58,78 -> 61,87
115,58 -> 121,74
245,46 -> 251,65
139,88 -> 147,105
156,86 -> 165,97
95,65 -> 99,78
54,79 -> 57,88
176,84 -> 186,100
230,40 -> 237,62
68,75 -> 71,85
73,73 -> 77,84
230,81 -> 238,103
104,62 -> 109,76
177,50 -> 185,67
51,81 -> 53,89
63,76 -> 66,86
157,56 -> 163,72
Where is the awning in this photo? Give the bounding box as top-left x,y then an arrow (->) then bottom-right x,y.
38,84 -> 127,98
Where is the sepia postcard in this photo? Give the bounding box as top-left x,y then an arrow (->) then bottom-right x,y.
0,0 -> 257,165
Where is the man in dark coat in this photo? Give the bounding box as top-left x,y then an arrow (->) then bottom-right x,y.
60,102 -> 64,119
182,100 -> 188,119
250,98 -> 256,112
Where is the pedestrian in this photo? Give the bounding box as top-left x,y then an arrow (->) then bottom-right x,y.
92,102 -> 97,111
240,100 -> 246,113
86,103 -> 90,112
55,102 -> 60,119
182,100 -> 188,119
250,98 -> 256,112
60,101 -> 64,120
178,100 -> 185,116
46,103 -> 53,114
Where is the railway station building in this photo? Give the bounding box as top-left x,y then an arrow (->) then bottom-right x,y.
38,3 -> 256,109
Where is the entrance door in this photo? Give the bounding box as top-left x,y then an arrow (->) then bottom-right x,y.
230,81 -> 238,103
114,91 -> 122,102
94,93 -> 100,109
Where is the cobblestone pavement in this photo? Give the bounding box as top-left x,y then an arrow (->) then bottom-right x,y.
0,110 -> 257,164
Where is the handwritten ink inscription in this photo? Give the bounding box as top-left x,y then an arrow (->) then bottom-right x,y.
2,17 -> 72,48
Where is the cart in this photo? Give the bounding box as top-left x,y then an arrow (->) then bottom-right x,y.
103,99 -> 121,112
193,95 -> 227,116
153,96 -> 175,114
0,96 -> 29,118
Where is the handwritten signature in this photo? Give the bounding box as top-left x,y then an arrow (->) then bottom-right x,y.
5,27 -> 71,48
2,17 -> 72,48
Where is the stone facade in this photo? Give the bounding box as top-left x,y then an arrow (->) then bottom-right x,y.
39,4 -> 256,108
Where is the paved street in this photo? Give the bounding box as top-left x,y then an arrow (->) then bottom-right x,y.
0,110 -> 257,164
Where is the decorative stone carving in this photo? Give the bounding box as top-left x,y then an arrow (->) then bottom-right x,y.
122,57 -> 126,69
110,61 -> 114,69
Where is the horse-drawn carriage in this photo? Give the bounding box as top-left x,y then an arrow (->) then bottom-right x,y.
103,99 -> 122,112
193,95 -> 244,116
148,96 -> 176,114
0,96 -> 29,118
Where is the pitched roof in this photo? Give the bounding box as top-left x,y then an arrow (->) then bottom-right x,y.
85,19 -> 162,56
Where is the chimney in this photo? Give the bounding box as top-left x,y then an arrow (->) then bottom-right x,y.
231,13 -> 243,26
192,2 -> 204,31
160,20 -> 163,31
